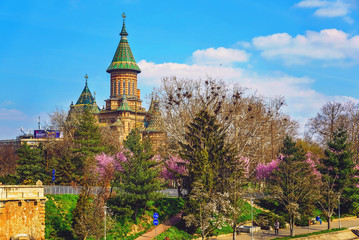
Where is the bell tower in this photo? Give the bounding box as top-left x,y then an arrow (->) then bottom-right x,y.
97,13 -> 147,139
105,13 -> 142,111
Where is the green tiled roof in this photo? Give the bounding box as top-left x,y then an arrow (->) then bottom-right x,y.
146,100 -> 162,132
118,95 -> 132,111
107,15 -> 141,73
111,118 -> 124,127
76,82 -> 95,105
74,76 -> 100,112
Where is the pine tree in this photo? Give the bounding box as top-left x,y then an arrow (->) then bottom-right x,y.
72,107 -> 105,155
109,130 -> 163,222
14,143 -> 47,184
72,188 -> 92,240
180,109 -> 236,193
55,155 -> 78,184
180,109 -> 238,238
71,108 -> 106,183
318,128 -> 356,229
269,136 -> 319,237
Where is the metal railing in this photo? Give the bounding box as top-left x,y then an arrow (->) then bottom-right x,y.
44,185 -> 187,197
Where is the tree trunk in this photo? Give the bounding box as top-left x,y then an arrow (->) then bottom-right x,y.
327,217 -> 331,230
290,216 -> 295,237
233,226 -> 237,240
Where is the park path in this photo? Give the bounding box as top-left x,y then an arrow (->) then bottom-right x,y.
209,216 -> 359,240
135,212 -> 182,240
135,215 -> 359,240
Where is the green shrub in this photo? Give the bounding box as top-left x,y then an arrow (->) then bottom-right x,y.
254,211 -> 286,229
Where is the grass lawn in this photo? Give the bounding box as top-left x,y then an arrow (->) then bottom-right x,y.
45,194 -> 184,240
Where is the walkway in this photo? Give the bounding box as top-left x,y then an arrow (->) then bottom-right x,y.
210,217 -> 359,240
135,212 -> 182,240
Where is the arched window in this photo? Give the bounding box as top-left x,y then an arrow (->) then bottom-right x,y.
128,82 -> 131,95
117,80 -> 120,95
132,82 -> 135,96
123,81 -> 126,95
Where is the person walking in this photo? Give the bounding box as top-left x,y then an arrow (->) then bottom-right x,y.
316,215 -> 322,224
274,220 -> 280,235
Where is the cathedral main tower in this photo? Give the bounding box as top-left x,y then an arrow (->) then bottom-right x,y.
97,13 -> 147,138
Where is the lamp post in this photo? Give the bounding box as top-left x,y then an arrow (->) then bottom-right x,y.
104,205 -> 108,240
251,197 -> 254,240
338,197 -> 341,229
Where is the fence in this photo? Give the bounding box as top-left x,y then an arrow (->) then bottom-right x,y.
44,185 -> 187,197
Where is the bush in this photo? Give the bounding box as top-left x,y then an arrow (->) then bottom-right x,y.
254,211 -> 286,229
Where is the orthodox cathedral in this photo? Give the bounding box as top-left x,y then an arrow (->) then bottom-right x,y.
68,13 -> 165,148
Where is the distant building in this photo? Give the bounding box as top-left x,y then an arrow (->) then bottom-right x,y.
0,130 -> 62,149
68,13 -> 165,149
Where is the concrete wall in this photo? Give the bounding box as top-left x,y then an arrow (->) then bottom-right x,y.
0,181 -> 46,240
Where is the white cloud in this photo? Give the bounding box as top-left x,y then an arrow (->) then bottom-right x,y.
138,60 -> 244,85
138,58 -> 347,120
191,47 -> 249,66
137,45 -> 359,135
296,0 -> 328,7
296,0 -> 353,18
252,29 -> 359,64
0,108 -> 27,121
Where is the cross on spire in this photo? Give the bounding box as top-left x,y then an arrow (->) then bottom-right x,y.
84,74 -> 88,85
120,12 -> 128,37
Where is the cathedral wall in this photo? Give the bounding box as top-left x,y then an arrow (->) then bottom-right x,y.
110,71 -> 138,99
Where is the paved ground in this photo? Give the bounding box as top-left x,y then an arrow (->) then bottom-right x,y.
136,215 -> 359,240
209,217 -> 359,240
135,212 -> 182,240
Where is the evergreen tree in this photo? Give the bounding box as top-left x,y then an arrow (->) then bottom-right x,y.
71,107 -> 106,183
72,107 -> 105,155
72,188 -> 93,240
180,109 -> 237,193
55,155 -> 78,184
268,136 -> 319,237
14,143 -> 47,184
318,128 -> 357,229
180,109 -> 238,238
109,130 -> 163,222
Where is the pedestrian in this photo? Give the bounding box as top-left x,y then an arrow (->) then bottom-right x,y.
316,215 -> 322,225
274,220 -> 280,235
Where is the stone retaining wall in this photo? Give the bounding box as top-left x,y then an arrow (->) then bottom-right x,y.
0,181 -> 46,240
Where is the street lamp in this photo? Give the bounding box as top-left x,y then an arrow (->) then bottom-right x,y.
251,197 -> 254,240
104,205 -> 108,240
338,197 -> 341,229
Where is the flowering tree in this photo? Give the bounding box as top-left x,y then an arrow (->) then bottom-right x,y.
161,155 -> 189,196
224,155 -> 251,240
255,158 -> 281,181
184,180 -> 231,240
95,153 -> 125,189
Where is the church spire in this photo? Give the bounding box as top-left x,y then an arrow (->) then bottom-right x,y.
120,12 -> 128,37
106,13 -> 141,73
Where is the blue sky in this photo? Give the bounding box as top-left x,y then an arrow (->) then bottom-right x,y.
1,0 -> 358,139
